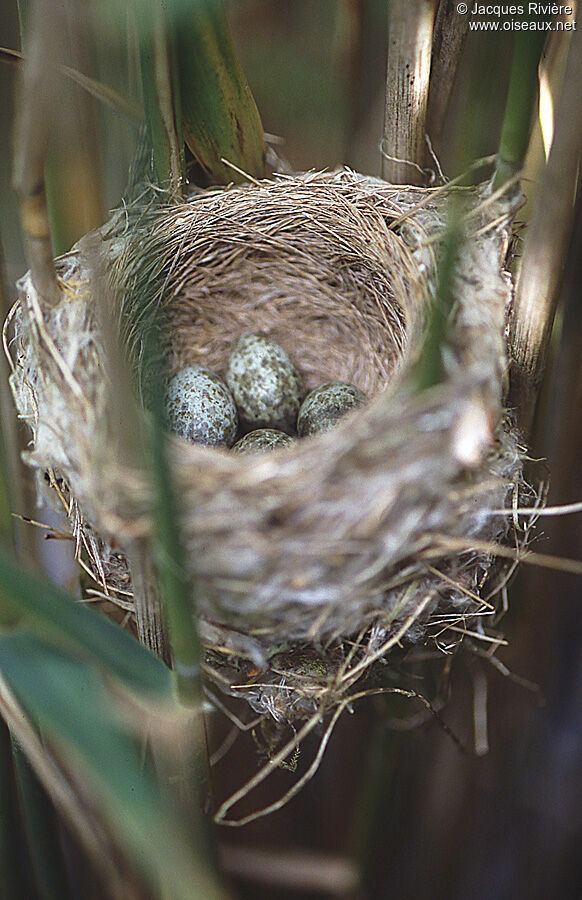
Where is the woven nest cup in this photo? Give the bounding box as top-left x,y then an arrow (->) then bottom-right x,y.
6,170 -> 524,722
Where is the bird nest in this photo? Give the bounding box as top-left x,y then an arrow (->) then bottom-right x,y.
5,169 -> 526,730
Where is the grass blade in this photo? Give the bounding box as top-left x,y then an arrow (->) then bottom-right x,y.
0,424 -> 12,553
413,204 -> 463,391
175,0 -> 266,184
0,47 -> 143,120
138,1 -> 185,194
0,549 -> 173,700
138,308 -> 203,705
492,24 -> 548,190
0,397 -> 14,565
0,632 -> 225,899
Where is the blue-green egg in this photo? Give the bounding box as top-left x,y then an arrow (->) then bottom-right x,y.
164,366 -> 238,447
225,334 -> 304,434
297,382 -> 367,436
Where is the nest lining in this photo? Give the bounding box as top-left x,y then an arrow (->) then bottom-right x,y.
112,172 -> 432,402
5,169 -> 525,720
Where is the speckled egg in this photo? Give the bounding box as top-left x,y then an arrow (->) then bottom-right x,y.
225,334 -> 304,434
232,428 -> 295,454
297,382 -> 367,437
164,366 -> 238,447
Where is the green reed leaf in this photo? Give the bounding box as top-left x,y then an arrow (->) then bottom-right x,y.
0,631 -> 224,900
0,549 -> 173,700
493,27 -> 548,189
175,0 -> 265,183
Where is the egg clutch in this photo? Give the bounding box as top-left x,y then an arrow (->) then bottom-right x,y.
164,333 -> 367,452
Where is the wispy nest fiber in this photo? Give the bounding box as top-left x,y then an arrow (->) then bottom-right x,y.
5,169 -> 525,723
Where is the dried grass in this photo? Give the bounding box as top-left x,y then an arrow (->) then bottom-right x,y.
4,169 -> 527,735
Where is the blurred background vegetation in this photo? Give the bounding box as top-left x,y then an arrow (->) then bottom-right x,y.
1,1 -> 581,898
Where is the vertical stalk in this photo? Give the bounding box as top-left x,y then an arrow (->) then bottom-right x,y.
508,22 -> 582,432
0,376 -> 13,556
140,315 -> 220,873
426,1 -> 471,156
139,2 -> 185,196
382,0 -> 437,184
44,0 -> 104,254
175,0 -> 266,184
142,321 -> 202,707
13,0 -> 59,307
86,236 -> 217,857
83,233 -> 170,662
0,247 -> 31,562
414,198 -> 464,391
492,27 -> 547,190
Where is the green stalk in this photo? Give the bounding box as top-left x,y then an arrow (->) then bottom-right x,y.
0,632 -> 225,900
0,249 -> 20,627
175,0 -> 266,183
142,324 -> 202,707
414,202 -> 463,391
12,742 -> 72,900
150,421 -> 200,706
0,549 -> 174,700
138,1 -> 185,195
493,27 -> 548,190
147,416 -> 220,873
0,401 -> 13,556
138,314 -> 220,874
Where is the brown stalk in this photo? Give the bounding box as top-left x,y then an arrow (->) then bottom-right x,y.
127,541 -> 171,665
382,0 -> 438,185
425,0 -> 471,155
12,0 -> 59,308
508,23 -> 582,432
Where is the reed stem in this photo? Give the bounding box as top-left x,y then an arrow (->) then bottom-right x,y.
382,0 -> 437,185
492,28 -> 547,190
508,22 -> 582,430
